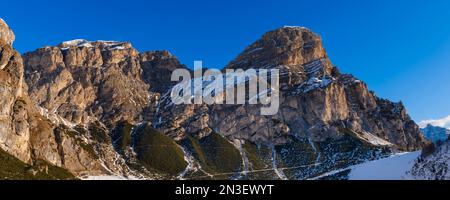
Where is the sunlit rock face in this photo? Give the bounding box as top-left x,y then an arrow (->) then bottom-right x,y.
23,40 -> 157,126
0,18 -> 15,47
0,18 -> 29,162
0,19 -> 134,178
155,26 -> 427,152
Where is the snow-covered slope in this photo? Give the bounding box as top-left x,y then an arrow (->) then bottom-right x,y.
348,151 -> 421,180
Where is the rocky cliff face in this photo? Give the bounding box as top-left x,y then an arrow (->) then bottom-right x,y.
0,19 -> 134,179
0,18 -> 28,162
21,37 -> 195,178
144,26 -> 428,179
2,17 -> 429,180
156,26 -> 427,151
23,40 -> 188,128
24,40 -> 155,126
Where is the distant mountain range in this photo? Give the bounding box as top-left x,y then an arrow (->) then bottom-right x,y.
421,124 -> 450,144
419,115 -> 450,130
0,18 -> 439,180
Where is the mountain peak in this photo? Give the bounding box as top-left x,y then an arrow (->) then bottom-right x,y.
0,18 -> 15,45
426,124 -> 437,128
281,25 -> 310,30
421,124 -> 450,143
423,124 -> 448,130
226,26 -> 327,70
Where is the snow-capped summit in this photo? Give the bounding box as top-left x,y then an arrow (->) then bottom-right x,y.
60,39 -> 92,49
58,39 -> 131,51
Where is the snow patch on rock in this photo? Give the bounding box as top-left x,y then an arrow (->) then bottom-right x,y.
59,39 -> 130,51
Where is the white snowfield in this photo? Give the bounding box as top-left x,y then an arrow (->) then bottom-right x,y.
348,151 -> 421,180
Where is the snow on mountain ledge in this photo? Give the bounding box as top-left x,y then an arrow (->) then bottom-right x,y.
59,39 -> 131,51
340,74 -> 363,86
356,131 -> 393,146
292,76 -> 335,94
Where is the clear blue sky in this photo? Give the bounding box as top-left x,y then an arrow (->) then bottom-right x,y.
2,0 -> 450,122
